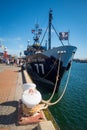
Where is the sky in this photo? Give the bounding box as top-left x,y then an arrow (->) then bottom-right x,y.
0,0 -> 87,59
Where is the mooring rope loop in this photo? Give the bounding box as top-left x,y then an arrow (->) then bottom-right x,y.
42,58 -> 57,79
42,53 -> 74,108
22,53 -> 74,115
45,53 -> 61,103
42,53 -> 61,103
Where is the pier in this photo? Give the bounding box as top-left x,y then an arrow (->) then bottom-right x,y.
0,64 -> 60,130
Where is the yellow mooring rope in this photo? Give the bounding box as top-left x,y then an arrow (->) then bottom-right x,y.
42,53 -> 74,108
22,53 -> 74,115
42,53 -> 61,104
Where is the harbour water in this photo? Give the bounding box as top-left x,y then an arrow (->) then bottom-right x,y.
49,62 -> 87,130
27,62 -> 87,130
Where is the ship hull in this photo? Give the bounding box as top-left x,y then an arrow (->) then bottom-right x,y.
26,45 -> 77,91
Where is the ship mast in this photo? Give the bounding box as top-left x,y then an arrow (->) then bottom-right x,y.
48,9 -> 53,50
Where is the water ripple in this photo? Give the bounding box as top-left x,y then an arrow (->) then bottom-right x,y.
49,63 -> 87,130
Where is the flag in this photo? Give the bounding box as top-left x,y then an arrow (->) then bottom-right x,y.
38,29 -> 42,34
59,32 -> 68,40
31,29 -> 35,33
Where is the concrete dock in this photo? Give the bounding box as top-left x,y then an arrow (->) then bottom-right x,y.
0,64 -> 60,130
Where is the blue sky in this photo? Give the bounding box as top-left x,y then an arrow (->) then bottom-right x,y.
0,0 -> 87,59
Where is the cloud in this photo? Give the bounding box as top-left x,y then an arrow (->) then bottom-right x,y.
0,36 -> 25,57
8,48 -> 21,56
0,37 -> 22,42
19,44 -> 24,49
7,37 -> 22,42
0,38 -> 6,42
14,37 -> 22,41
